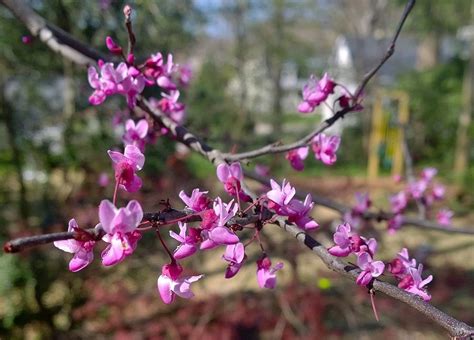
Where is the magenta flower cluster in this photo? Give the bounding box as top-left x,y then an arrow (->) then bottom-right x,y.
388,248 -> 433,301
53,6 -> 442,309
88,36 -> 189,124
297,73 -> 336,113
328,223 -> 384,285
328,223 -> 433,300
388,167 -> 452,233
285,133 -> 341,171
266,179 -> 319,230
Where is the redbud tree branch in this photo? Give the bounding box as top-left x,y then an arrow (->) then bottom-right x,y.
223,0 -> 416,162
277,219 -> 474,338
244,170 -> 474,236
3,208 -> 269,253
2,0 -> 474,337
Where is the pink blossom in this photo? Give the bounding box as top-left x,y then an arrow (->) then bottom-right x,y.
255,164 -> 270,177
179,188 -> 210,212
54,219 -> 96,272
343,210 -> 362,230
390,191 -> 407,214
144,53 -> 178,90
216,162 -> 251,202
298,73 -> 336,113
312,133 -> 341,165
179,64 -> 193,86
398,264 -> 433,301
285,146 -> 308,171
157,262 -> 203,304
431,184 -> 445,200
388,248 -> 417,279
266,179 -> 296,214
256,257 -> 284,289
123,119 -> 149,152
88,62 -> 145,107
21,35 -> 33,44
356,252 -> 385,286
108,145 -> 145,192
387,214 -> 404,234
408,179 -> 427,199
285,194 -> 319,230
98,172 -> 109,187
98,200 -> 143,266
352,192 -> 371,215
157,90 -> 186,124
199,198 -> 239,249
105,36 -> 123,55
170,222 -> 200,259
421,167 -> 437,182
328,223 -> 377,257
328,222 -> 352,257
157,54 -> 177,90
208,198 -> 239,245
436,208 -> 453,226
392,174 -> 402,183
222,242 -> 246,278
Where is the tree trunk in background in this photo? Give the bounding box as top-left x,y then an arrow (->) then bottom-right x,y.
0,80 -> 29,227
416,32 -> 441,70
454,1 -> 474,183
231,0 -> 252,144
270,0 -> 284,138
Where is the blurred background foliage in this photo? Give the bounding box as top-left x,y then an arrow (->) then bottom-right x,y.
0,0 -> 472,338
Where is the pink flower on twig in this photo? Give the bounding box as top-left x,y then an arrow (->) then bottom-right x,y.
98,200 -> 143,266
108,145 -> 145,192
157,262 -> 203,304
312,133 -> 341,165
54,219 -> 96,272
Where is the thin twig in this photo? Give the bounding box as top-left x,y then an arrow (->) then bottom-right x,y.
123,4 -> 136,56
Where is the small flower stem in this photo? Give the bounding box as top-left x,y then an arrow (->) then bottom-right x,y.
234,182 -> 242,212
159,213 -> 199,226
323,100 -> 335,114
255,229 -> 266,253
136,221 -> 152,231
112,179 -> 120,206
244,229 -> 259,248
370,289 -> 380,322
137,226 -> 153,231
242,197 -> 263,214
156,227 -> 174,262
